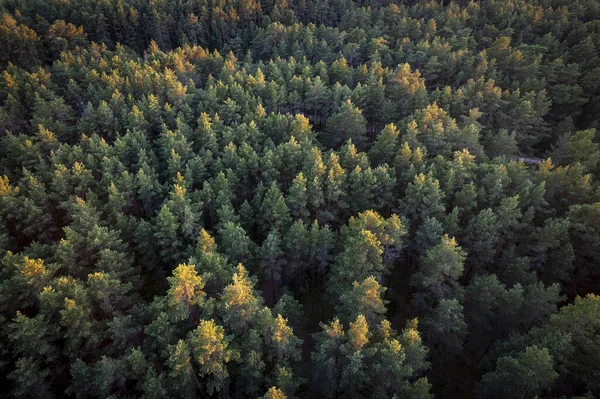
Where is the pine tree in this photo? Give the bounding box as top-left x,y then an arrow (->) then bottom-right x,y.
260,183 -> 292,235
261,229 -> 285,304
188,319 -> 239,394
311,318 -> 345,397
421,298 -> 467,356
369,123 -> 400,166
221,264 -> 260,331
261,386 -> 288,399
167,264 -> 206,319
218,222 -> 255,266
411,234 -> 465,308
478,346 -> 557,399
287,172 -> 310,220
323,99 -> 368,150
338,276 -> 387,327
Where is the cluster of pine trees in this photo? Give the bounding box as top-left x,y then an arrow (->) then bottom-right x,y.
1,0 -> 600,398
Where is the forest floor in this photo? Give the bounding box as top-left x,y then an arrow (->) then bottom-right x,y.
386,267 -> 412,330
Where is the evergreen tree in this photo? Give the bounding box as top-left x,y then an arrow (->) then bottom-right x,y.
478,346 -> 557,399
322,99 -> 368,151
369,123 -> 400,166
337,276 -> 387,327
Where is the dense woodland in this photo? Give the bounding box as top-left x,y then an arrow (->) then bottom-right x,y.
0,0 -> 600,398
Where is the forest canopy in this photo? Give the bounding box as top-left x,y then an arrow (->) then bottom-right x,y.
1,0 -> 600,398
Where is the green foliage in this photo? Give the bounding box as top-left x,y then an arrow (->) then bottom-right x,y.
422,298 -> 467,356
311,315 -> 431,398
0,0 -> 600,397
369,123 -> 400,166
527,294 -> 600,397
323,99 -> 368,150
478,345 -> 557,399
188,319 -> 239,394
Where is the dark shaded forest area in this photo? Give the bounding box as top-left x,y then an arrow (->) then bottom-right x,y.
1,0 -> 600,398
